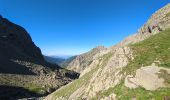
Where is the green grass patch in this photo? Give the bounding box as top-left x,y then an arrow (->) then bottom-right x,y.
92,80 -> 170,100
112,81 -> 170,100
122,29 -> 170,75
91,86 -> 115,100
25,83 -> 46,94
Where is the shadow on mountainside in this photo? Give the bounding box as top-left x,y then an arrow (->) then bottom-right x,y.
0,55 -> 80,80
0,85 -> 45,100
0,57 -> 35,75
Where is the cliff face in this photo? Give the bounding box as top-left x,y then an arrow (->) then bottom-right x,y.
46,3 -> 170,100
0,16 -> 46,75
0,16 -> 79,99
0,16 -> 43,60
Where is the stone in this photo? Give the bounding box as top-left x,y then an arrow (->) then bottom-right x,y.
125,64 -> 170,90
125,75 -> 138,89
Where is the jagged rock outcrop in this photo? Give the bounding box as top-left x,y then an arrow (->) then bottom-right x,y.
0,15 -> 79,99
119,3 -> 170,46
46,3 -> 170,100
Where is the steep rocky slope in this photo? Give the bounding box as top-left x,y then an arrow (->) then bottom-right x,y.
67,46 -> 110,74
0,16 -> 79,100
45,3 -> 170,100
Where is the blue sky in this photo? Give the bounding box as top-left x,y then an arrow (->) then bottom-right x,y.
0,0 -> 169,56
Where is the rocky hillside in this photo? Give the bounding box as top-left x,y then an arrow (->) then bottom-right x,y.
67,46 -> 110,74
0,16 -> 79,100
45,3 -> 170,100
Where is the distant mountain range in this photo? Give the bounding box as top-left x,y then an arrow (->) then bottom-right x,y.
44,55 -> 76,68
50,55 -> 75,59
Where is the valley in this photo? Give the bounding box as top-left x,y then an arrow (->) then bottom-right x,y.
45,3 -> 170,100
0,2 -> 170,100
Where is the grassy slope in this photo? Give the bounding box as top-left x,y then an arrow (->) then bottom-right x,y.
123,28 -> 170,75
98,29 -> 170,100
113,82 -> 170,100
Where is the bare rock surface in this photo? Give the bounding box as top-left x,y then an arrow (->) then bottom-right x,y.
125,63 -> 170,90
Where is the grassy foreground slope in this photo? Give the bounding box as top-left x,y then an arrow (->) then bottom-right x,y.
112,29 -> 170,100
123,28 -> 170,74
90,28 -> 170,100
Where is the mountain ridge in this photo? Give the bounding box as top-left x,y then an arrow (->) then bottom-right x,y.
45,3 -> 170,100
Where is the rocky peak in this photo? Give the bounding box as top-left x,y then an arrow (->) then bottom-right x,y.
119,3 -> 170,46
0,16 -> 44,60
138,3 -> 170,34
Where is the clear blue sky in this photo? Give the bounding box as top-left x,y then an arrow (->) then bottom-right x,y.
0,0 -> 169,56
